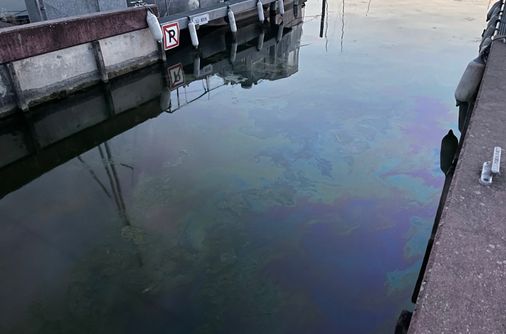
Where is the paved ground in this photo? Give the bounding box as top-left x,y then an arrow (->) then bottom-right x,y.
409,41 -> 506,333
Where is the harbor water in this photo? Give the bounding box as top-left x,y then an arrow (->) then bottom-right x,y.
0,0 -> 488,333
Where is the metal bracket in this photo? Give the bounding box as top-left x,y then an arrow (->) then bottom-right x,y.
480,146 -> 502,185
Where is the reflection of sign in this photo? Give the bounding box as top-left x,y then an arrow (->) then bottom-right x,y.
191,14 -> 209,26
168,63 -> 185,89
162,22 -> 180,50
200,64 -> 213,77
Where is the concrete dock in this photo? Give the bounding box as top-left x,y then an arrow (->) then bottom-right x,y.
409,40 -> 506,333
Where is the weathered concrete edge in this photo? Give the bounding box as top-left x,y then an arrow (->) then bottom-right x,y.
409,40 -> 506,333
0,5 -> 157,64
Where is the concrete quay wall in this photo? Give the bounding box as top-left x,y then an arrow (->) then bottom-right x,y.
0,5 -> 162,117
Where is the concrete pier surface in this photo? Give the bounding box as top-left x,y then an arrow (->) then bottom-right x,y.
409,40 -> 506,333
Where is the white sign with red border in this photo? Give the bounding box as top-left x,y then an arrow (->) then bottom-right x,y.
168,63 -> 185,89
162,22 -> 180,50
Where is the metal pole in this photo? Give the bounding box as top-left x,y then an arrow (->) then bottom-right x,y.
319,0 -> 326,38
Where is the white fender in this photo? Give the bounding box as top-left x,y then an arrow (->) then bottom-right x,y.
276,22 -> 284,43
257,1 -> 265,23
188,0 -> 200,10
188,22 -> 199,48
230,42 -> 238,63
482,21 -> 497,39
257,31 -> 265,51
278,0 -> 285,15
228,9 -> 237,34
193,55 -> 201,77
146,11 -> 163,43
455,57 -> 485,103
487,1 -> 501,21
487,14 -> 499,28
160,88 -> 172,112
480,36 -> 492,54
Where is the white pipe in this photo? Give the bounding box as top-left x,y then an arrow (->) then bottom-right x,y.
228,8 -> 237,34
257,1 -> 265,23
188,21 -> 199,48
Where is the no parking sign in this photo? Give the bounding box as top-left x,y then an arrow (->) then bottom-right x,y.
167,63 -> 185,89
162,22 -> 180,50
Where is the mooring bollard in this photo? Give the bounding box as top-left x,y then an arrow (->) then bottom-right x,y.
480,146 -> 502,185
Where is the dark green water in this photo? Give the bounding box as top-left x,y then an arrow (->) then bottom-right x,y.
0,0 -> 487,333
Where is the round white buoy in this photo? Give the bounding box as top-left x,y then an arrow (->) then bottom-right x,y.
228,8 -> 237,34
278,0 -> 285,16
146,10 -> 163,43
257,1 -> 265,23
188,21 -> 199,48
455,57 -> 486,103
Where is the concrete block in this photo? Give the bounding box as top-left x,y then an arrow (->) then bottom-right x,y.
25,0 -> 127,22
110,69 -> 163,114
0,65 -> 17,117
98,28 -> 159,78
98,0 -> 127,12
11,43 -> 99,106
1,6 -> 156,64
32,93 -> 109,147
0,118 -> 30,169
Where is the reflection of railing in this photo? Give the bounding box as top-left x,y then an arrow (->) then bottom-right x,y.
164,11 -> 303,112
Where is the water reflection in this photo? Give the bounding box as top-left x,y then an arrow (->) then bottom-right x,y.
0,14 -> 304,199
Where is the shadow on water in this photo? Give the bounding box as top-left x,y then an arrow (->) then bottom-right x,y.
0,8 -> 304,200
398,87 -> 477,333
394,128 -> 460,334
